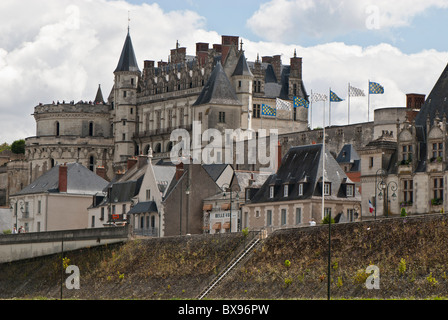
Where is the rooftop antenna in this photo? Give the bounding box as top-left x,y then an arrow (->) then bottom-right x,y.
128,10 -> 130,33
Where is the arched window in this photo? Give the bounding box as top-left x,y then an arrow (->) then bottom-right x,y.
155,143 -> 161,153
167,141 -> 173,152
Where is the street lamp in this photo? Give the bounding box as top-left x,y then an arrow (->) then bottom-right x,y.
221,183 -> 240,233
377,180 -> 397,217
374,168 -> 387,220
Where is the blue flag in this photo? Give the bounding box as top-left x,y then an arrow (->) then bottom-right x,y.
369,81 -> 384,94
261,104 -> 276,117
330,90 -> 343,102
293,96 -> 309,108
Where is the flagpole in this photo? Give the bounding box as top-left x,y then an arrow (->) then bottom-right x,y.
310,90 -> 313,129
368,80 -> 370,122
329,88 -> 331,127
348,83 -> 350,125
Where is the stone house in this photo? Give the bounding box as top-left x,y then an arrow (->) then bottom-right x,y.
241,144 -> 361,233
9,163 -> 108,232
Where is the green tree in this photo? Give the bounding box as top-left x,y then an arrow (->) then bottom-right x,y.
0,142 -> 10,153
11,139 -> 25,154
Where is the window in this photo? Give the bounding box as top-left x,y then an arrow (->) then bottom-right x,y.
402,144 -> 412,161
131,78 -> 134,86
281,209 -> 287,225
255,210 -> 260,218
347,209 -> 355,222
122,133 -> 126,141
100,207 -> 105,220
346,184 -> 354,197
267,210 -> 272,226
269,186 -> 274,198
37,200 -> 41,214
253,104 -> 261,118
283,184 -> 289,197
146,189 -> 151,200
89,156 -> 95,171
298,183 -> 303,196
122,120 -> 126,126
219,111 -> 226,123
403,179 -> 413,203
369,157 -> 374,168
55,122 -> 60,136
295,208 -> 302,225
324,207 -> 331,219
324,183 -> 331,196
112,205 -> 116,215
432,142 -> 443,159
238,81 -> 242,88
91,216 -> 95,228
433,177 -> 443,202
122,204 -> 126,214
198,112 -> 203,123
123,91 -> 127,98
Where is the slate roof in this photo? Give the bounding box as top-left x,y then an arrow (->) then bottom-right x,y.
94,84 -> 105,104
128,201 -> 157,214
248,144 -> 357,204
13,163 -> 108,196
415,63 -> 448,127
114,31 -> 140,73
336,144 -> 361,172
193,61 -> 242,106
232,52 -> 253,77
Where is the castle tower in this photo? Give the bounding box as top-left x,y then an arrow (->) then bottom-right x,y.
231,51 -> 254,131
112,30 -> 141,170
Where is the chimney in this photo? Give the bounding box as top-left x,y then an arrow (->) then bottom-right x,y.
59,164 -> 68,193
137,154 -> 148,168
176,162 -> 184,180
277,142 -> 282,172
96,166 -> 107,181
127,157 -> 138,170
221,35 -> 239,64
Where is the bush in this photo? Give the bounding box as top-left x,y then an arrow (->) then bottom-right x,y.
400,208 -> 407,217
284,260 -> 291,268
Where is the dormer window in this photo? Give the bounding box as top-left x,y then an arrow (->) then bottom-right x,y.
432,143 -> 443,159
346,184 -> 354,197
283,184 -> 289,197
324,182 -> 331,196
402,144 -> 412,162
298,183 -> 303,196
269,186 -> 274,198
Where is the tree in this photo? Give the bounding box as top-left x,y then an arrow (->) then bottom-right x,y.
11,139 -> 25,154
0,142 -> 10,153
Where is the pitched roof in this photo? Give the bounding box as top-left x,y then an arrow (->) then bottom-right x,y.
248,144 -> 356,203
232,52 -> 253,77
193,61 -> 242,106
128,201 -> 157,214
14,163 -> 108,196
415,62 -> 448,127
94,84 -> 104,104
114,31 -> 140,73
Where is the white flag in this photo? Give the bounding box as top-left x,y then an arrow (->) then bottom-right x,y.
310,92 -> 328,103
276,98 -> 292,111
349,85 -> 365,97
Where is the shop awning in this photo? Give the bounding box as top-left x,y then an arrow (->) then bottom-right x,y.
222,222 -> 231,229
203,204 -> 213,211
221,203 -> 231,210
212,222 -> 221,230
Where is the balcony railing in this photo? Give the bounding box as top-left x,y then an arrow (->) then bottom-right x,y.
134,227 -> 159,237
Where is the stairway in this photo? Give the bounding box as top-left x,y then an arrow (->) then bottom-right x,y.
197,232 -> 264,300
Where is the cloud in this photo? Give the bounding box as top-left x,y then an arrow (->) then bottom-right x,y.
0,0 -> 214,144
0,0 -> 447,145
241,39 -> 448,127
246,0 -> 448,42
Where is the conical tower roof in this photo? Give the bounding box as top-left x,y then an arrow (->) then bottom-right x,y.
232,52 -> 253,77
94,84 -> 104,104
114,31 -> 140,73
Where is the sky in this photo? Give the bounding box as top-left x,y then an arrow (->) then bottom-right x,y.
1,0 -> 448,144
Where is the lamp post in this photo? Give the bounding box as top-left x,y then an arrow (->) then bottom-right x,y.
377,180 -> 397,217
221,183 -> 240,233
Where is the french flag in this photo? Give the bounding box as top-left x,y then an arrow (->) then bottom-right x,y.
369,200 -> 374,213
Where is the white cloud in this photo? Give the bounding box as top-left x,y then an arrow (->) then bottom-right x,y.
0,0 -> 447,145
246,0 -> 448,42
